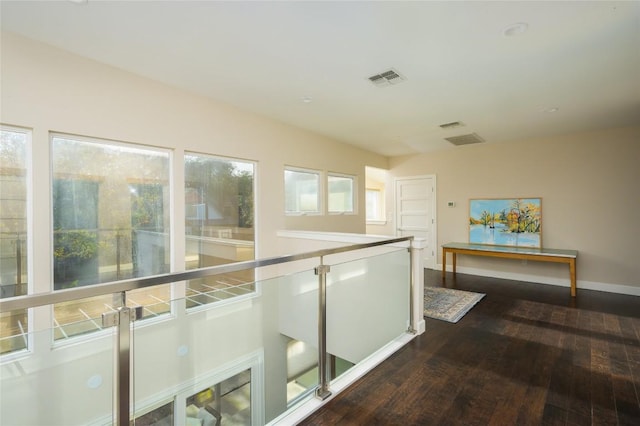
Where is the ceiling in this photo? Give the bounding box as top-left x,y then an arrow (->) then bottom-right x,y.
2,1 -> 639,157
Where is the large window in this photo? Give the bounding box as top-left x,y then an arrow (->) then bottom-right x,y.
184,153 -> 255,308
52,135 -> 171,339
328,173 -> 355,214
284,167 -> 321,215
0,127 -> 29,354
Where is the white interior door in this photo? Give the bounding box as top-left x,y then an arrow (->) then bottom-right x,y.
395,176 -> 436,269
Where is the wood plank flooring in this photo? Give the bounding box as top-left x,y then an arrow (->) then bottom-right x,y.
298,270 -> 640,426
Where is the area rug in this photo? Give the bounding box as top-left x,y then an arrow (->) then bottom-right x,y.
423,287 -> 485,323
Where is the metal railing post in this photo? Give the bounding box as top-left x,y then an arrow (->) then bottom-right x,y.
315,259 -> 332,400
102,292 -> 143,426
407,241 -> 416,334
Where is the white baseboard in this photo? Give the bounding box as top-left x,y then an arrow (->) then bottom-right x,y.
436,264 -> 640,297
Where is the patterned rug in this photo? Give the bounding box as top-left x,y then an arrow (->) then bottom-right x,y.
423,287 -> 485,323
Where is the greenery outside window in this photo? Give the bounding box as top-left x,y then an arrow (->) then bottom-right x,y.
184,152 -> 256,308
51,134 -> 171,339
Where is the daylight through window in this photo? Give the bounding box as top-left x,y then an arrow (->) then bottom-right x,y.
184,153 -> 256,308
51,135 -> 171,339
284,168 -> 321,215
0,127 -> 29,354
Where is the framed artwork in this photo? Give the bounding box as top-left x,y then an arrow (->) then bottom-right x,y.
469,198 -> 542,248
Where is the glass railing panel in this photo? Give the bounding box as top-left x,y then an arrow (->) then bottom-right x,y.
278,269 -> 320,406
325,248 -> 410,379
0,231 -> 29,355
53,284 -> 173,341
0,309 -> 28,354
54,295 -> 115,340
0,324 -> 115,425
0,237 -> 415,425
186,269 -> 256,309
127,284 -> 172,319
131,268 -> 319,425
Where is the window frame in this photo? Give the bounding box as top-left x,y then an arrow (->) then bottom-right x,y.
327,172 -> 357,215
284,166 -> 323,216
49,132 -> 173,342
0,124 -> 32,357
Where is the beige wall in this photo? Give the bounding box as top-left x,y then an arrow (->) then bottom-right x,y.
3,31 -> 638,294
0,31 -> 387,284
390,126 -> 640,292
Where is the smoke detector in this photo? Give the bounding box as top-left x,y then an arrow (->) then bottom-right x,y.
368,69 -> 406,87
445,133 -> 486,146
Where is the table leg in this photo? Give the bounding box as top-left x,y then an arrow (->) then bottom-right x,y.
452,252 -> 457,275
570,258 -> 577,297
442,248 -> 447,278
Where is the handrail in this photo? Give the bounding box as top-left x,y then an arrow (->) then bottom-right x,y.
0,236 -> 413,312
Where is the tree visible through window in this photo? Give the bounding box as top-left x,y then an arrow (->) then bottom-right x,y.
53,179 -> 99,288
51,135 -> 170,339
184,153 -> 256,308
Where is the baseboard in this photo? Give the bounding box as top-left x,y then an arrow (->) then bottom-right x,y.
436,264 -> 640,297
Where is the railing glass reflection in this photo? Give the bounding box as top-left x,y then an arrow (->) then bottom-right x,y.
0,326 -> 115,425
0,236 -> 416,425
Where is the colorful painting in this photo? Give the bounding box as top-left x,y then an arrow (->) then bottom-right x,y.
469,198 -> 542,248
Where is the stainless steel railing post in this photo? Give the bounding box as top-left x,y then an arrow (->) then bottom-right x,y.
315,259 -> 332,400
407,237 -> 417,334
102,292 -> 143,425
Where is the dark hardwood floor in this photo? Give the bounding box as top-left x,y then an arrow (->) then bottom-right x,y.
298,270 -> 640,425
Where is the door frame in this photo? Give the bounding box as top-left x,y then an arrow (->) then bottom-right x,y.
394,175 -> 437,269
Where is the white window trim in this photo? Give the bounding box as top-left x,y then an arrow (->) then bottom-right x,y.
0,124 -> 34,358
327,172 -> 357,215
284,166 -> 323,216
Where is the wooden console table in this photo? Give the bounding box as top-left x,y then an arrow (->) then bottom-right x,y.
442,242 -> 578,296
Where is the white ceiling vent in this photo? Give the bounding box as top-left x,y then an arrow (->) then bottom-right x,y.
445,133 -> 485,146
368,69 -> 406,87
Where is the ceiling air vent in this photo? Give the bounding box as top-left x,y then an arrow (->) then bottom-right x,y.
439,121 -> 464,129
368,69 -> 406,87
445,133 -> 486,146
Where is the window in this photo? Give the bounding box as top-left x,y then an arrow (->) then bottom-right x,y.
0,126 -> 29,354
184,153 -> 255,308
51,135 -> 171,339
284,167 -> 321,215
134,401 -> 174,426
328,173 -> 355,214
366,188 -> 385,222
186,369 -> 251,426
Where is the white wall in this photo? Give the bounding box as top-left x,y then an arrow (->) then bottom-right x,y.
390,126 -> 640,294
